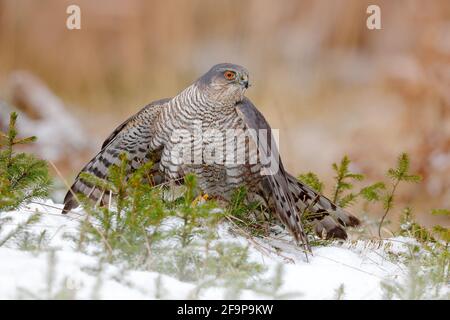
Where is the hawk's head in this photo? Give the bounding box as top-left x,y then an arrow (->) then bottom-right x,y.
197,63 -> 250,105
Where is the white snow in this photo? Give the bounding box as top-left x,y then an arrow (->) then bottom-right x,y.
0,200 -> 414,300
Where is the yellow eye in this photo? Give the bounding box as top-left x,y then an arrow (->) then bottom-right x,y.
224,71 -> 236,80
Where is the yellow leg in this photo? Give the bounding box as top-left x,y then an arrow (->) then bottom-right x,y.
191,193 -> 209,206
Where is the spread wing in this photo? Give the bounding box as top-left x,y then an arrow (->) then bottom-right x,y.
62,98 -> 170,213
236,97 -> 311,252
236,97 -> 360,243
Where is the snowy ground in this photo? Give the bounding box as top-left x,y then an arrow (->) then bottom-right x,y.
0,200 -> 414,299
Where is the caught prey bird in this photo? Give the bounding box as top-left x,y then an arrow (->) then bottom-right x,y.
62,63 -> 360,248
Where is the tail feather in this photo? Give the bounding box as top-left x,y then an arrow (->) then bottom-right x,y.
62,150 -> 164,214
62,149 -> 112,214
314,216 -> 347,240
62,179 -> 111,214
286,173 -> 360,240
62,192 -> 77,214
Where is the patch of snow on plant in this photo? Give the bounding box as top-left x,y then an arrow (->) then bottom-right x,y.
0,200 -> 417,299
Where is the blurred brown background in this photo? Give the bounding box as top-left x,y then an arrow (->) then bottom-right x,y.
0,0 -> 449,228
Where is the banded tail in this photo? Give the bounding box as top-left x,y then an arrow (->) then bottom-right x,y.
286,174 -> 360,239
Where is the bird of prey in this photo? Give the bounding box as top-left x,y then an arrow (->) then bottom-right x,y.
62,63 -> 360,248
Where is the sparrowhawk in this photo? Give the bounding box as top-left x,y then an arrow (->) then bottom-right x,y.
62,63 -> 360,248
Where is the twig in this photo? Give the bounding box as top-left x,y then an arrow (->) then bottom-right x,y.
225,215 -> 296,263
378,180 -> 400,238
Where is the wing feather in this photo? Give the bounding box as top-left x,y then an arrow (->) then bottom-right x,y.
62,98 -> 170,213
236,97 -> 310,253
236,97 -> 360,242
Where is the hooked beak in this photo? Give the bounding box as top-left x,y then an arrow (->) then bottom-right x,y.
239,75 -> 250,89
